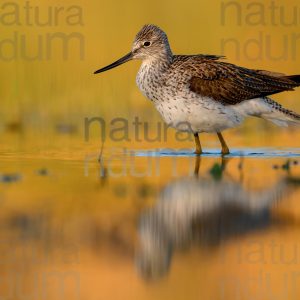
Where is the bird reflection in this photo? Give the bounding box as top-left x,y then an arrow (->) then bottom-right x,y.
135,157 -> 300,280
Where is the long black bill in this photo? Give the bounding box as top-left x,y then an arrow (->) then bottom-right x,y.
94,52 -> 133,74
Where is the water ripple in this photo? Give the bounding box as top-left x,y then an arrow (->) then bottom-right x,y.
133,148 -> 300,158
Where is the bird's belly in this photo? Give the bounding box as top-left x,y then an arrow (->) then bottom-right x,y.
153,96 -> 244,133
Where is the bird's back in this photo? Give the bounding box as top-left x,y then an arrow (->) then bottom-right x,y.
165,54 -> 300,105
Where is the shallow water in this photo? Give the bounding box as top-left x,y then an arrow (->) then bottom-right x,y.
135,148 -> 300,158
1,136 -> 300,300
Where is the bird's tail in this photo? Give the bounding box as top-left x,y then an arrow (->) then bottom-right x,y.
237,97 -> 300,127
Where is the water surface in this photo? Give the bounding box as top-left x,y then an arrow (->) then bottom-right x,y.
1,141 -> 300,300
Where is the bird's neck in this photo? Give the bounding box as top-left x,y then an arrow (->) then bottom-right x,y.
137,54 -> 173,101
141,54 -> 173,75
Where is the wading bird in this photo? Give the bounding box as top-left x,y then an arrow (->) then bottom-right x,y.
94,24 -> 300,154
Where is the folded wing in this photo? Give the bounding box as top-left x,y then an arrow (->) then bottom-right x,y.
176,56 -> 300,105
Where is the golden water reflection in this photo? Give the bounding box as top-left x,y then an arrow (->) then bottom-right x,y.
136,157 -> 300,280
0,153 -> 300,300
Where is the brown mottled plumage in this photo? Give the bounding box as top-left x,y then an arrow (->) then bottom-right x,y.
185,56 -> 300,105
94,24 -> 300,154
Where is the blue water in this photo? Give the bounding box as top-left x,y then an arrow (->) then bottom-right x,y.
133,148 -> 300,158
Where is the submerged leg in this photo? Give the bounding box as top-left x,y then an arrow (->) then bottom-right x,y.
217,132 -> 230,155
194,133 -> 202,155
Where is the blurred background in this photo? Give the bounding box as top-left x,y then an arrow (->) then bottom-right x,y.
1,1 -> 300,300
1,0 -> 300,153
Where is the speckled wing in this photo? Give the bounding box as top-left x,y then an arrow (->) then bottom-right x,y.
176,56 -> 300,105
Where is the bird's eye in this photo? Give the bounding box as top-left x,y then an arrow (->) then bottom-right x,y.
143,41 -> 151,47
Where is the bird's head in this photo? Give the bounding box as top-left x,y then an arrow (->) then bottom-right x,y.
94,24 -> 172,75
